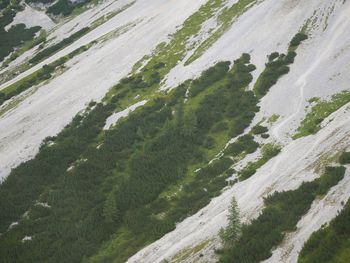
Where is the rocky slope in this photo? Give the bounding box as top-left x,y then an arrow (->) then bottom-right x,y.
0,0 -> 349,262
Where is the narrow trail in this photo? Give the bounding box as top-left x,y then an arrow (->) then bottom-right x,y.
271,5 -> 349,144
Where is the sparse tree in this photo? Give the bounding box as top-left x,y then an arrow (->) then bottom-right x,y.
219,196 -> 241,248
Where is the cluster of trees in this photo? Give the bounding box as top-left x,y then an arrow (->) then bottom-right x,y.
298,198 -> 350,263
47,0 -> 92,16
218,166 -> 346,263
224,134 -> 259,156
0,96 -> 172,262
0,9 -> 41,62
254,33 -> 307,98
0,52 -> 278,262
189,61 -> 230,97
29,27 -> 90,64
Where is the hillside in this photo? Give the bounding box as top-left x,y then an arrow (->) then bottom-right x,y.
0,0 -> 349,262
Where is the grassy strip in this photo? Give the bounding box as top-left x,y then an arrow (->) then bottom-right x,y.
293,91 -> 350,139
0,43 -> 93,106
218,166 -> 346,263
29,27 -> 90,64
131,0 -> 225,77
239,144 -> 281,180
185,0 -> 257,65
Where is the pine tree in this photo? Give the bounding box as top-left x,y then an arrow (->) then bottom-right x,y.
219,196 -> 241,248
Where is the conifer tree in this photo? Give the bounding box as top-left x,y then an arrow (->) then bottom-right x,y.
219,196 -> 241,248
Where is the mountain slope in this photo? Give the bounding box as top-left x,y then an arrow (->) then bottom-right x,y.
0,0 -> 349,262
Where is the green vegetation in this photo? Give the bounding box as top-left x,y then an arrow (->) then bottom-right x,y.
89,54 -> 260,262
267,114 -> 280,124
0,43 -> 93,106
46,0 -> 95,16
239,144 -> 281,180
219,197 -> 241,248
0,9 -> 41,62
290,33 -> 308,47
0,30 -> 303,263
251,124 -> 268,134
1,30 -> 47,68
218,166 -> 346,263
224,134 -> 259,157
0,55 -> 261,263
188,61 -> 230,97
132,0 -> 226,78
254,33 -> 307,98
186,0 -> 257,65
293,91 -> 350,139
29,27 -> 90,64
298,198 -> 350,263
339,151 -> 350,164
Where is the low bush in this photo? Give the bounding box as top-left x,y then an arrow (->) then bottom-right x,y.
339,151 -> 350,164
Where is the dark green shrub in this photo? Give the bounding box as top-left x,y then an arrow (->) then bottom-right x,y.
290,33 -> 308,47
339,152 -> 350,164
252,124 -> 268,134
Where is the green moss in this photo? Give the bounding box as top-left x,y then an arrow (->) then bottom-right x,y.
293,91 -> 350,139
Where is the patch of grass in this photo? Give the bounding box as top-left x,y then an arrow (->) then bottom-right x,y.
185,0 -> 257,65
171,239 -> 211,262
267,114 -> 280,124
293,91 -> 350,139
131,0 -> 226,78
239,144 -> 281,180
